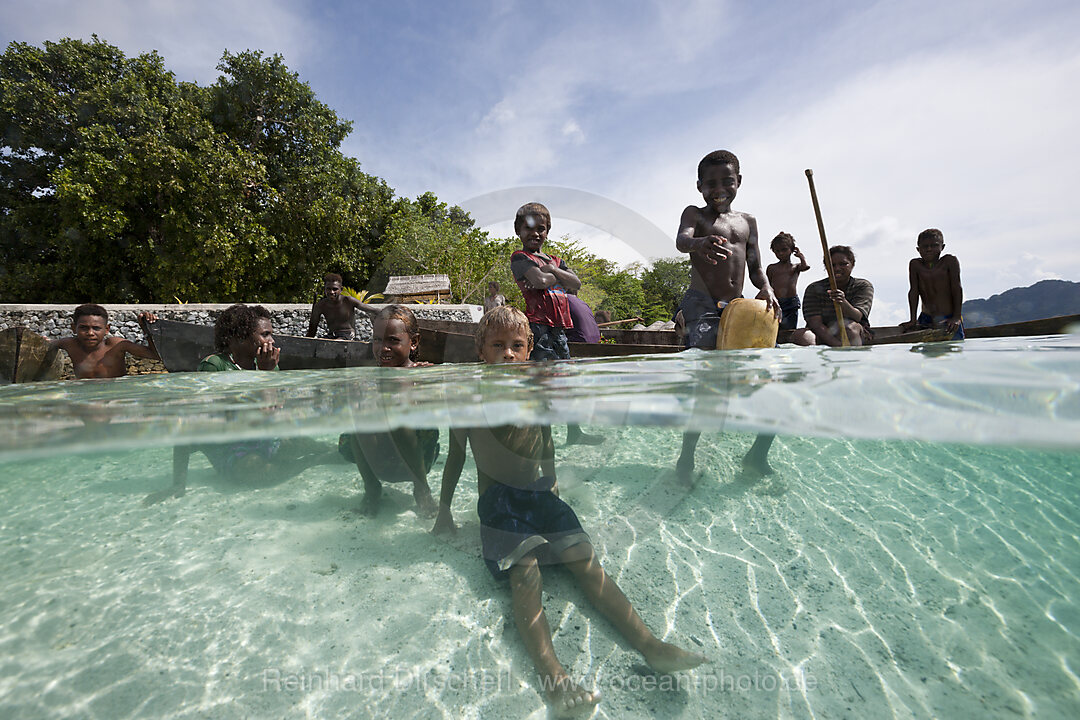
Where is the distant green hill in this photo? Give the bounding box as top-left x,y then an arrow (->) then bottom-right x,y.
962,279 -> 1080,327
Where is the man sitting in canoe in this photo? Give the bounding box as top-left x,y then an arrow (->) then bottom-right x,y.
790,245 -> 874,347
306,273 -> 378,339
51,303 -> 160,379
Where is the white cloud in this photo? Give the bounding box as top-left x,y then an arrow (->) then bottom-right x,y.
609,34 -> 1080,323
0,0 -> 315,83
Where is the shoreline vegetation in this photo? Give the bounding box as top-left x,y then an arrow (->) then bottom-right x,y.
0,38 -> 690,326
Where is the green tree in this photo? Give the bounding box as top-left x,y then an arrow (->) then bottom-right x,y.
0,39 -> 410,303
640,257 -> 691,320
377,193 -> 517,303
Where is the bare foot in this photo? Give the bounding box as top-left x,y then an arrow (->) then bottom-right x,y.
643,640 -> 709,673
142,485 -> 185,507
358,488 -> 381,517
545,675 -> 600,718
741,453 -> 774,478
674,452 -> 695,487
741,434 -> 775,478
565,424 -> 604,446
414,485 -> 437,518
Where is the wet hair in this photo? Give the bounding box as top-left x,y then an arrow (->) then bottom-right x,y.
213,304 -> 272,353
697,150 -> 740,179
476,306 -> 532,351
770,232 -> 795,251
324,272 -> 343,285
828,245 -> 855,264
917,228 -> 944,245
72,303 -> 109,324
374,304 -> 419,338
514,202 -> 552,234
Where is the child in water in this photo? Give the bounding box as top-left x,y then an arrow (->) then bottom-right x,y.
343,305 -> 439,517
434,306 -> 707,717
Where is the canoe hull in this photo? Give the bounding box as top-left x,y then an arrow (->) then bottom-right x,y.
0,327 -> 64,383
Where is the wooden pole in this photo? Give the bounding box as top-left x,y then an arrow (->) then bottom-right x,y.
805,169 -> 850,347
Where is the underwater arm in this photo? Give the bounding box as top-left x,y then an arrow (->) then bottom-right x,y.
541,425 -> 556,490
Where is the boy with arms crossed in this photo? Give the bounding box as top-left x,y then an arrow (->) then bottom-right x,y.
675,150 -> 779,481
433,306 -> 706,717
899,228 -> 964,340
510,202 -> 602,446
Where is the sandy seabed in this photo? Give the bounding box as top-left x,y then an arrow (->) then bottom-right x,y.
2,427 -> 1079,719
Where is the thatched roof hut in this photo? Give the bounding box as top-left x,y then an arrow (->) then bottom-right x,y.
383,274 -> 452,304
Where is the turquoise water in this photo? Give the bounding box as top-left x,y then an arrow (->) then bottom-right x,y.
1,336 -> 1078,718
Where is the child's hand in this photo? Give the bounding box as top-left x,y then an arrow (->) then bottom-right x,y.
256,342 -> 280,370
755,287 -> 781,320
432,506 -> 457,536
695,235 -> 730,264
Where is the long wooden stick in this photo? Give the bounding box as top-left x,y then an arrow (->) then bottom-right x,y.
805,169 -> 850,347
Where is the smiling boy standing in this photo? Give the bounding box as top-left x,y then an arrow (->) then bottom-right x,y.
674,150 -> 780,482
675,150 -> 779,349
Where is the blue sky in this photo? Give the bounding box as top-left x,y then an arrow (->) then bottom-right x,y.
3,0 -> 1079,322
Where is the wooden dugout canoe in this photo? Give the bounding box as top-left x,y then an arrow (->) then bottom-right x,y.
0,327 -> 64,383
144,312 -> 1080,373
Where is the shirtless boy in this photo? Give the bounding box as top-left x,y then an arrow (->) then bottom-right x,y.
433,306 -> 706,717
51,304 -> 159,379
675,150 -> 779,481
306,273 -> 378,339
899,228 -> 964,340
766,232 -> 810,331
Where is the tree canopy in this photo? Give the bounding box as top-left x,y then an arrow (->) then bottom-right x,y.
1,37 -> 688,318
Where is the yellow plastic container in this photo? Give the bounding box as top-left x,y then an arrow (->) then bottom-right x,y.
717,298 -> 779,350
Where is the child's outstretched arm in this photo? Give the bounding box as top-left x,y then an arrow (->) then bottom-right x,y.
901,260 -> 921,330
345,296 -> 379,317
306,302 -> 323,337
433,427 -> 468,535
675,206 -> 729,263
745,218 -> 780,318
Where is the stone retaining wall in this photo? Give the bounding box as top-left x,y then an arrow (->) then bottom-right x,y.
0,303 -> 483,345
1,303 -> 483,378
